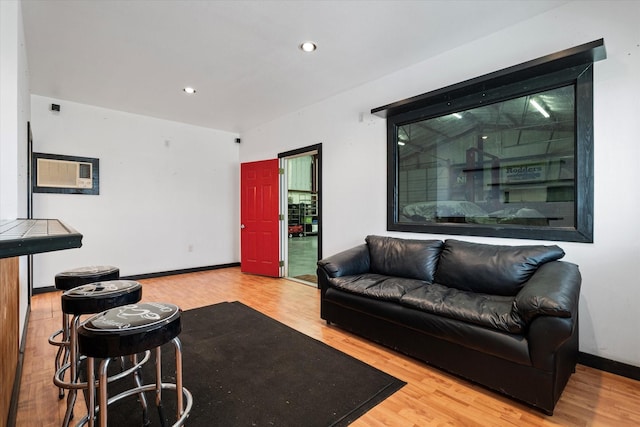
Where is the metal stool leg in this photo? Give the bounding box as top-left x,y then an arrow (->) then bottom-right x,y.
50,312 -> 71,399
98,358 -> 111,427
154,347 -> 167,427
63,315 -> 81,427
86,356 -> 96,427
59,313 -> 71,398
174,338 -> 184,420
132,353 -> 150,426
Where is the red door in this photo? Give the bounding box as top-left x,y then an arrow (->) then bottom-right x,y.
240,159 -> 280,277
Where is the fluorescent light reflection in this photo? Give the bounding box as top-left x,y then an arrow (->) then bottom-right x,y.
530,99 -> 550,118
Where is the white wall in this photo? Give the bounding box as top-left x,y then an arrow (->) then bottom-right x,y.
1,0 -> 31,342
31,95 -> 240,287
1,1 -> 20,219
241,1 -> 640,367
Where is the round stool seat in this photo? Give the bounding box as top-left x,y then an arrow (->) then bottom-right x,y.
55,265 -> 120,291
78,302 -> 181,358
61,280 -> 142,316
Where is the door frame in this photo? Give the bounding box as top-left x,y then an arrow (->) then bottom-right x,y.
278,143 -> 322,280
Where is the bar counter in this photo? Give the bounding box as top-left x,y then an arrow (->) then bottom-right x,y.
1,218 -> 82,425
0,219 -> 83,259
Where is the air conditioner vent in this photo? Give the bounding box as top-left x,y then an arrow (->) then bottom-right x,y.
37,158 -> 92,188
32,153 -> 99,195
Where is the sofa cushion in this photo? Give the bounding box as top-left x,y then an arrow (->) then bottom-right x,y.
400,284 -> 525,333
434,239 -> 565,296
366,235 -> 443,282
328,274 -> 426,302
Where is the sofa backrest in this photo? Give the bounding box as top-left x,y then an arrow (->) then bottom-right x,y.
366,235 -> 443,282
434,239 -> 565,296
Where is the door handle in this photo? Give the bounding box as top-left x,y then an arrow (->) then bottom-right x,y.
240,224 -> 245,229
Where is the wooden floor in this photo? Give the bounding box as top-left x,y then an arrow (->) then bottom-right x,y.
16,267 -> 640,426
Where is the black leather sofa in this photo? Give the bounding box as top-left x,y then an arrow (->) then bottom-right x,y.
317,235 -> 581,415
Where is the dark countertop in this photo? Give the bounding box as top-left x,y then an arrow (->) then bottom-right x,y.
0,219 -> 83,259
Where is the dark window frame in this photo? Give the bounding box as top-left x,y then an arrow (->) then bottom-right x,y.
373,39 -> 606,243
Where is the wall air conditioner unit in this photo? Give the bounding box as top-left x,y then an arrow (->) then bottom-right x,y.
33,153 -> 99,195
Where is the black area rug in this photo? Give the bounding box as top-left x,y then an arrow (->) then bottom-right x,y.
104,301 -> 405,426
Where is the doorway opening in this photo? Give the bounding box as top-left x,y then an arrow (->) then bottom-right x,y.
279,144 -> 322,286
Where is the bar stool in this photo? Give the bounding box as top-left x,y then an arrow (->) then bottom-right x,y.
54,280 -> 143,427
49,266 -> 120,399
77,302 -> 193,427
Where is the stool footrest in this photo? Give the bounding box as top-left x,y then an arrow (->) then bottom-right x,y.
48,328 -> 69,347
77,384 -> 193,427
54,352 -> 151,391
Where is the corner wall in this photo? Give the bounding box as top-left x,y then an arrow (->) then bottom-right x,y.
240,1 -> 640,367
30,95 -> 240,287
1,0 -> 31,342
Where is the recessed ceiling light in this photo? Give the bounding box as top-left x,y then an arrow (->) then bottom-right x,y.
183,87 -> 196,94
300,41 -> 317,52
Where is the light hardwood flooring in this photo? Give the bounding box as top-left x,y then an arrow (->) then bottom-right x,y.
16,267 -> 640,426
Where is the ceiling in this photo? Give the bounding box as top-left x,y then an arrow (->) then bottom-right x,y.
21,0 -> 568,134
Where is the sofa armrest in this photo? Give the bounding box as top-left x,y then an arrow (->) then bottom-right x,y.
514,261 -> 581,324
528,315 -> 577,370
317,244 -> 370,278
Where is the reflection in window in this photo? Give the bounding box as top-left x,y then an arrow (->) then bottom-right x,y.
397,85 -> 575,229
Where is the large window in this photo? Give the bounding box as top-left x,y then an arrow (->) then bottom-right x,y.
374,40 -> 606,242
